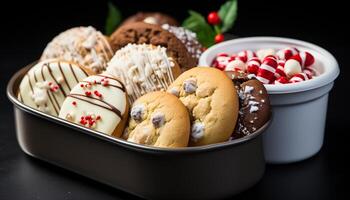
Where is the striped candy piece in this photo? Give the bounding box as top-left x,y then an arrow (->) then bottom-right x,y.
289,72 -> 310,83
256,55 -> 278,84
237,50 -> 256,63
246,57 -> 261,75
276,47 -> 299,60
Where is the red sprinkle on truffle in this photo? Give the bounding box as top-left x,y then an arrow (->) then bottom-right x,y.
72,101 -> 77,106
79,119 -> 87,125
85,91 -> 92,96
94,90 -> 102,97
89,120 -> 95,126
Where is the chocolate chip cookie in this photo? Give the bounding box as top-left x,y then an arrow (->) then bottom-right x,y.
168,67 -> 239,146
124,91 -> 190,148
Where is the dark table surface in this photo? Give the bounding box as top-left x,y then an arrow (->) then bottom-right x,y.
0,0 -> 346,199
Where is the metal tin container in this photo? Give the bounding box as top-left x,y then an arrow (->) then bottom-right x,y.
7,64 -> 270,200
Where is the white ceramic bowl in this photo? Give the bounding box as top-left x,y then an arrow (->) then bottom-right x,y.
199,37 -> 339,164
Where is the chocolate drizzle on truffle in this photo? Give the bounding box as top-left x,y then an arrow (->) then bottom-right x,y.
68,93 -> 123,119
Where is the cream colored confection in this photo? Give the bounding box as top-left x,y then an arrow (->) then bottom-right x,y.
18,59 -> 92,116
168,67 -> 239,146
59,75 -> 129,137
124,91 -> 190,148
41,26 -> 114,74
105,44 -> 181,104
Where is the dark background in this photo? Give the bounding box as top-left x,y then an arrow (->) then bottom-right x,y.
0,0 -> 347,199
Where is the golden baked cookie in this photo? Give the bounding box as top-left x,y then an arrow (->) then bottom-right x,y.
124,91 -> 190,148
167,67 -> 239,146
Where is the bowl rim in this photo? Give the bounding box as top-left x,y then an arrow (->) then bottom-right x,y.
7,62 -> 271,154
199,36 -> 340,94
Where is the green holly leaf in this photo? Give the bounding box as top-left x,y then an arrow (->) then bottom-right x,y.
182,10 -> 216,48
218,0 -> 238,33
105,2 -> 122,36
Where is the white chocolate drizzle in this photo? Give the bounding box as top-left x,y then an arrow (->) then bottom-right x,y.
18,60 -> 89,116
106,44 -> 177,104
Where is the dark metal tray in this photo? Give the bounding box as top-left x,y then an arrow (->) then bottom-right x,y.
7,63 -> 270,200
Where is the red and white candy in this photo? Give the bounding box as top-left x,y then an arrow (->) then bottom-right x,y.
276,47 -> 299,60
288,51 -> 315,68
284,59 -> 302,77
256,55 -> 278,84
274,76 -> 289,84
289,73 -> 310,83
256,48 -> 276,60
275,60 -> 286,78
303,68 -> 314,79
225,59 -> 246,72
212,47 -> 316,85
237,50 -> 256,63
246,57 -> 261,75
212,53 -> 230,70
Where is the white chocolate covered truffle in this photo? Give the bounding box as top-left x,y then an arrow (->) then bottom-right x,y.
59,75 -> 129,136
105,44 -> 181,103
18,60 -> 91,116
41,26 -> 114,74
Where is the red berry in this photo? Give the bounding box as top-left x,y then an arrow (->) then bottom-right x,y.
215,34 -> 225,43
207,12 -> 221,25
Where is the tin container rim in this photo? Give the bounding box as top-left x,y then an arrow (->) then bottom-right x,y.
7,63 -> 271,154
